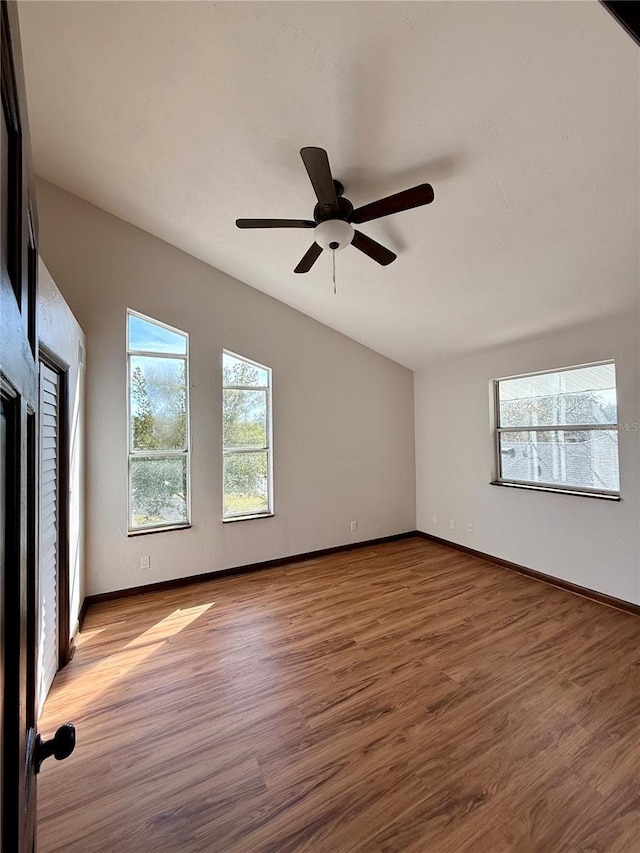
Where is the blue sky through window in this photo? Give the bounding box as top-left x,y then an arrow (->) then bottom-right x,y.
128,312 -> 187,354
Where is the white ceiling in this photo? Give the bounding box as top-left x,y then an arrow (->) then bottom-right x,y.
18,0 -> 639,369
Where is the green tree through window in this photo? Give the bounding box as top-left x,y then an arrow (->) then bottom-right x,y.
131,365 -> 156,450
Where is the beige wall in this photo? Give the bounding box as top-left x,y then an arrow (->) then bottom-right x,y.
36,180 -> 416,596
38,258 -> 86,633
415,313 -> 640,604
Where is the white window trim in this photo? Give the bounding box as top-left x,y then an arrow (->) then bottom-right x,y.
127,309 -> 191,534
222,349 -> 273,521
492,359 -> 621,499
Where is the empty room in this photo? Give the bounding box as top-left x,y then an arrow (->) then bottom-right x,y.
2,0 -> 639,850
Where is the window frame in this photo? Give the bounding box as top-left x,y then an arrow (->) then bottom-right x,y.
222,349 -> 273,522
492,360 -> 621,500
126,309 -> 191,534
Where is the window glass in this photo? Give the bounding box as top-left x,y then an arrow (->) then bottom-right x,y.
130,356 -> 187,452
498,364 -> 617,428
128,313 -> 187,355
495,362 -> 619,495
223,452 -> 269,517
223,352 -> 269,387
223,389 -> 267,448
223,351 -> 272,519
130,456 -> 188,529
127,311 -> 190,532
499,429 -> 619,492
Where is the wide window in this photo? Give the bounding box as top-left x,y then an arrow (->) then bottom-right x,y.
127,310 -> 190,532
494,362 -> 620,497
222,351 -> 273,519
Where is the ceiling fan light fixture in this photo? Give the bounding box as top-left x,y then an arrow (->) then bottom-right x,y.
314,218 -> 354,251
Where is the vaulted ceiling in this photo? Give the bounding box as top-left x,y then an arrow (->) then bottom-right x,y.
18,1 -> 638,368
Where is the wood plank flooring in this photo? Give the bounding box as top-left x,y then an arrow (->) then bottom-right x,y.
37,537 -> 640,852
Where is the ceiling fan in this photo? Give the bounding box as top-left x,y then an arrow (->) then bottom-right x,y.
236,147 -> 435,273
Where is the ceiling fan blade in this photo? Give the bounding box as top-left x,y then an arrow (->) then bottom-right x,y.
300,147 -> 338,211
351,230 -> 397,266
236,219 -> 315,229
294,242 -> 323,274
351,183 -> 435,224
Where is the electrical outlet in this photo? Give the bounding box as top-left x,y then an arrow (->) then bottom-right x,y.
432,514 -> 438,525
140,555 -> 150,570
449,518 -> 455,531
350,521 -> 358,532
467,522 -> 474,534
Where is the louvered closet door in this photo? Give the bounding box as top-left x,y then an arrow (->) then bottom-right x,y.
38,362 -> 60,714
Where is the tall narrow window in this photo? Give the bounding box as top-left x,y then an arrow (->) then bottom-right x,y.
222,351 -> 273,520
127,310 -> 190,532
494,361 -> 620,497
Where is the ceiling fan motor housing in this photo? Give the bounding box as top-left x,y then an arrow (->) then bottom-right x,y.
314,218 -> 354,251
313,192 -> 354,225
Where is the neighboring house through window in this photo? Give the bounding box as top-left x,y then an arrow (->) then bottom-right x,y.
494,361 -> 620,497
222,350 -> 273,519
127,310 -> 190,532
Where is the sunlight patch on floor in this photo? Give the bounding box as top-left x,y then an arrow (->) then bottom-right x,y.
125,603 -> 215,649
49,603 -> 215,717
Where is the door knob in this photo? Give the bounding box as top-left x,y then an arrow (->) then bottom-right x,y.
35,723 -> 76,773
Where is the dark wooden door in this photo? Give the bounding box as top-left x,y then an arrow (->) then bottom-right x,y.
2,4 -> 74,850
2,1 -> 40,849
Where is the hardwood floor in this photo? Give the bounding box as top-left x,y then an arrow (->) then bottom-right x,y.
38,537 -> 640,852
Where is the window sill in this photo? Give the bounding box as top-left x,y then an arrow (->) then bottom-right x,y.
128,524 -> 192,537
490,481 -> 620,501
223,512 -> 274,524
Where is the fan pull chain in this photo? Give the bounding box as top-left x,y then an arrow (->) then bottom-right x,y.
332,248 -> 337,295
